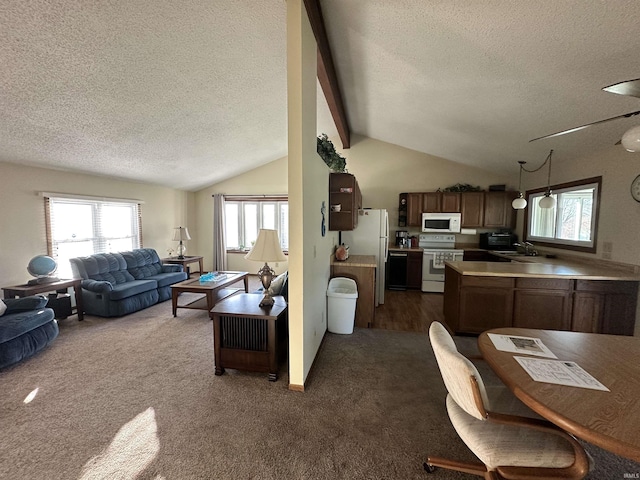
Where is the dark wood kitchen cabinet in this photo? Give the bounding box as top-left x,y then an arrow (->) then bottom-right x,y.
406,193 -> 423,226
513,278 -> 573,331
406,251 -> 423,289
329,173 -> 362,231
441,192 -> 461,212
444,266 -> 638,335
484,191 -> 517,229
422,192 -> 441,213
460,192 -> 485,227
422,192 -> 460,213
572,280 -> 638,335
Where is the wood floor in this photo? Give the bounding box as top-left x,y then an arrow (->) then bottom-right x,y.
374,288 -> 444,333
246,275 -> 442,334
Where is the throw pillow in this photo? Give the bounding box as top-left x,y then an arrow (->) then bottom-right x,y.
268,272 -> 287,295
0,298 -> 6,316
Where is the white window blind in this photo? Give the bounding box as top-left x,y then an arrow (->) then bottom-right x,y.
45,195 -> 142,278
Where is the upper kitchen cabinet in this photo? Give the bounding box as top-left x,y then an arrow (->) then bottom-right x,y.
460,192 -> 484,227
422,192 -> 441,213
406,192 -> 423,226
329,173 -> 362,231
484,191 -> 517,229
441,192 -> 461,213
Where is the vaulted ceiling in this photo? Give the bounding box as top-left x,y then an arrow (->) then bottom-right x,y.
2,1 -> 640,191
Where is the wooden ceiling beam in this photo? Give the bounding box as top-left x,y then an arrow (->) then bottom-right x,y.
303,0 -> 350,148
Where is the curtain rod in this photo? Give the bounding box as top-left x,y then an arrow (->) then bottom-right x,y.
39,191 -> 145,204
217,194 -> 288,200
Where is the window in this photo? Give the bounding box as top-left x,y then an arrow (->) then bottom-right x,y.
525,177 -> 601,252
224,196 -> 288,251
45,194 -> 142,278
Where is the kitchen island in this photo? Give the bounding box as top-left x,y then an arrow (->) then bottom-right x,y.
444,259 -> 640,336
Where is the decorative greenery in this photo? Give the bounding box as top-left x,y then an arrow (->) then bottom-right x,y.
317,134 -> 347,172
439,183 -> 483,192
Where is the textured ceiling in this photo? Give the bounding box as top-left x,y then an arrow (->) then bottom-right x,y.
1,1 -> 640,191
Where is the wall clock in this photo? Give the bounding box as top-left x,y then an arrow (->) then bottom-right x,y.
632,174 -> 640,202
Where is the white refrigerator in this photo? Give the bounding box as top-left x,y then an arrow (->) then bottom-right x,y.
340,209 -> 389,306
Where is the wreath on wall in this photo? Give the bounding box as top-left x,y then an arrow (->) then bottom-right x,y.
317,134 -> 347,173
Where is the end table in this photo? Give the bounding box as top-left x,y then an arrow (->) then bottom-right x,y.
209,293 -> 288,381
161,255 -> 204,277
2,278 -> 84,321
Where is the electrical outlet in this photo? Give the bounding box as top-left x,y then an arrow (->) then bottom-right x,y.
603,241 -> 613,253
602,252 -> 612,260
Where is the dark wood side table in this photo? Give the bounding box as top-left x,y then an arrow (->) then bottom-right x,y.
161,256 -> 204,277
209,293 -> 288,381
2,278 -> 84,321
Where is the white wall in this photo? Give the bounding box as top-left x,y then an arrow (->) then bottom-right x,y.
0,162 -> 192,286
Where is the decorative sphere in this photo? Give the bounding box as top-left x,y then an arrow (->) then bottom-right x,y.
621,125 -> 640,153
27,255 -> 58,278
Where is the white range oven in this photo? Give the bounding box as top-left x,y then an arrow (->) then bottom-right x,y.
419,233 -> 463,293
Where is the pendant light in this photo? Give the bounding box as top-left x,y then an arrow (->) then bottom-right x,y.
538,149 -> 555,209
621,125 -> 640,152
511,161 -> 527,209
511,150 -> 555,210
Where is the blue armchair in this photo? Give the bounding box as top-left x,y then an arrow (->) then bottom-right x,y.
0,296 -> 58,370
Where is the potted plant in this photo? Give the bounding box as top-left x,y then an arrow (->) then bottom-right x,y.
317,134 -> 346,172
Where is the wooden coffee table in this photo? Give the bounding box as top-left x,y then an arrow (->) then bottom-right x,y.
170,271 -> 249,316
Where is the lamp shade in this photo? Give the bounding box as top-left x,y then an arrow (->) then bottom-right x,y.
173,226 -> 191,241
621,125 -> 640,152
539,195 -> 556,209
244,229 -> 287,262
512,196 -> 527,210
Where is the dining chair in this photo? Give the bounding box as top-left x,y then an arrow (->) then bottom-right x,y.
426,321 -> 591,480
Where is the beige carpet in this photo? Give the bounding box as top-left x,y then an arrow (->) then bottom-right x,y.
1,300 -> 638,479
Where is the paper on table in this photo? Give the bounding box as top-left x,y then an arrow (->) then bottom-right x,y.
514,356 -> 610,391
487,333 -> 557,358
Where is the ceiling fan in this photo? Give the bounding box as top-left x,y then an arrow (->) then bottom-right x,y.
530,78 -> 640,152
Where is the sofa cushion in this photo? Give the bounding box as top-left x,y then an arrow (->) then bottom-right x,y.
4,296 -> 49,313
108,280 -> 158,301
147,271 -> 187,288
123,249 -> 164,279
0,308 -> 56,343
72,253 -> 134,284
269,271 -> 288,296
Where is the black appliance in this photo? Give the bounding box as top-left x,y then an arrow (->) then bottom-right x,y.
395,230 -> 409,247
387,251 -> 408,290
479,232 -> 518,251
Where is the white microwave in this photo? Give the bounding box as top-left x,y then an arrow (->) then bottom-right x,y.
422,212 -> 461,233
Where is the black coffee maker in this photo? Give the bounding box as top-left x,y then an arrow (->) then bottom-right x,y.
395,230 -> 409,248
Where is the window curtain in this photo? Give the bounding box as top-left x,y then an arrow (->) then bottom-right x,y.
212,194 -> 227,271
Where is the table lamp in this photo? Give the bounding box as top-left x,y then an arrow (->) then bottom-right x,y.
173,226 -> 191,259
244,229 -> 287,307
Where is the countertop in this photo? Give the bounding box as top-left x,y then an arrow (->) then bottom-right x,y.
388,245 -> 423,253
331,254 -> 376,268
446,260 -> 640,281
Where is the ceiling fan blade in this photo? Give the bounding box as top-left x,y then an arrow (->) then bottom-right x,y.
602,78 -> 640,98
529,110 -> 640,142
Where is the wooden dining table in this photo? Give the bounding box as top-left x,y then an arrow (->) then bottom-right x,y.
478,327 -> 640,463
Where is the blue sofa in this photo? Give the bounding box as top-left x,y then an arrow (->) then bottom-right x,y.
0,296 -> 58,370
70,248 -> 188,317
